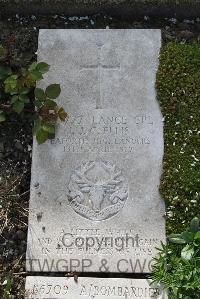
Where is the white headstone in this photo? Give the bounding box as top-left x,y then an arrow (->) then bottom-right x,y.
25,276 -> 167,299
26,29 -> 166,273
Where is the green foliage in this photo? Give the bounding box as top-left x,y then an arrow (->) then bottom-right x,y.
151,218 -> 200,299
2,277 -> 12,299
45,84 -> 61,99
0,43 -> 68,144
157,43 -> 200,233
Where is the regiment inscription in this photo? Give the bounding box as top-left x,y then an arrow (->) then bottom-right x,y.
49,113 -> 153,153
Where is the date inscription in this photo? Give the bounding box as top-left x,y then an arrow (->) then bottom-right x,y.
49,114 -> 154,153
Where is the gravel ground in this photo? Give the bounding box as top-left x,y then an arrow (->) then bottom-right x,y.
0,13 -> 199,298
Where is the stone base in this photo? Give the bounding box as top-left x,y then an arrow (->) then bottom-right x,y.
25,276 -> 167,298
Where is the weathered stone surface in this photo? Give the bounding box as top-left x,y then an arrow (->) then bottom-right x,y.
25,276 -> 167,299
26,29 -> 165,273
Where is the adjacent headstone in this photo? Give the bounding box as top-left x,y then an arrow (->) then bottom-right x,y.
25,276 -> 167,299
26,29 -> 166,273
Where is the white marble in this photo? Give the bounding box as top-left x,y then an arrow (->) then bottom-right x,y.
26,29 -> 166,272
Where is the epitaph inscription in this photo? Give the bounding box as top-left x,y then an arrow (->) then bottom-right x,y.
26,29 -> 166,273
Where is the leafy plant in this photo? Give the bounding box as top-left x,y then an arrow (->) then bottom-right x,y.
157,43 -> 200,234
2,277 -> 12,299
0,42 -> 68,144
151,217 -> 200,299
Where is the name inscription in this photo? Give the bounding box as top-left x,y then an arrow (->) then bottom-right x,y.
49,114 -> 154,153
25,282 -> 161,298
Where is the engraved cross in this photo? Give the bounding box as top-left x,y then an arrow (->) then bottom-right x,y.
80,44 -> 120,109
